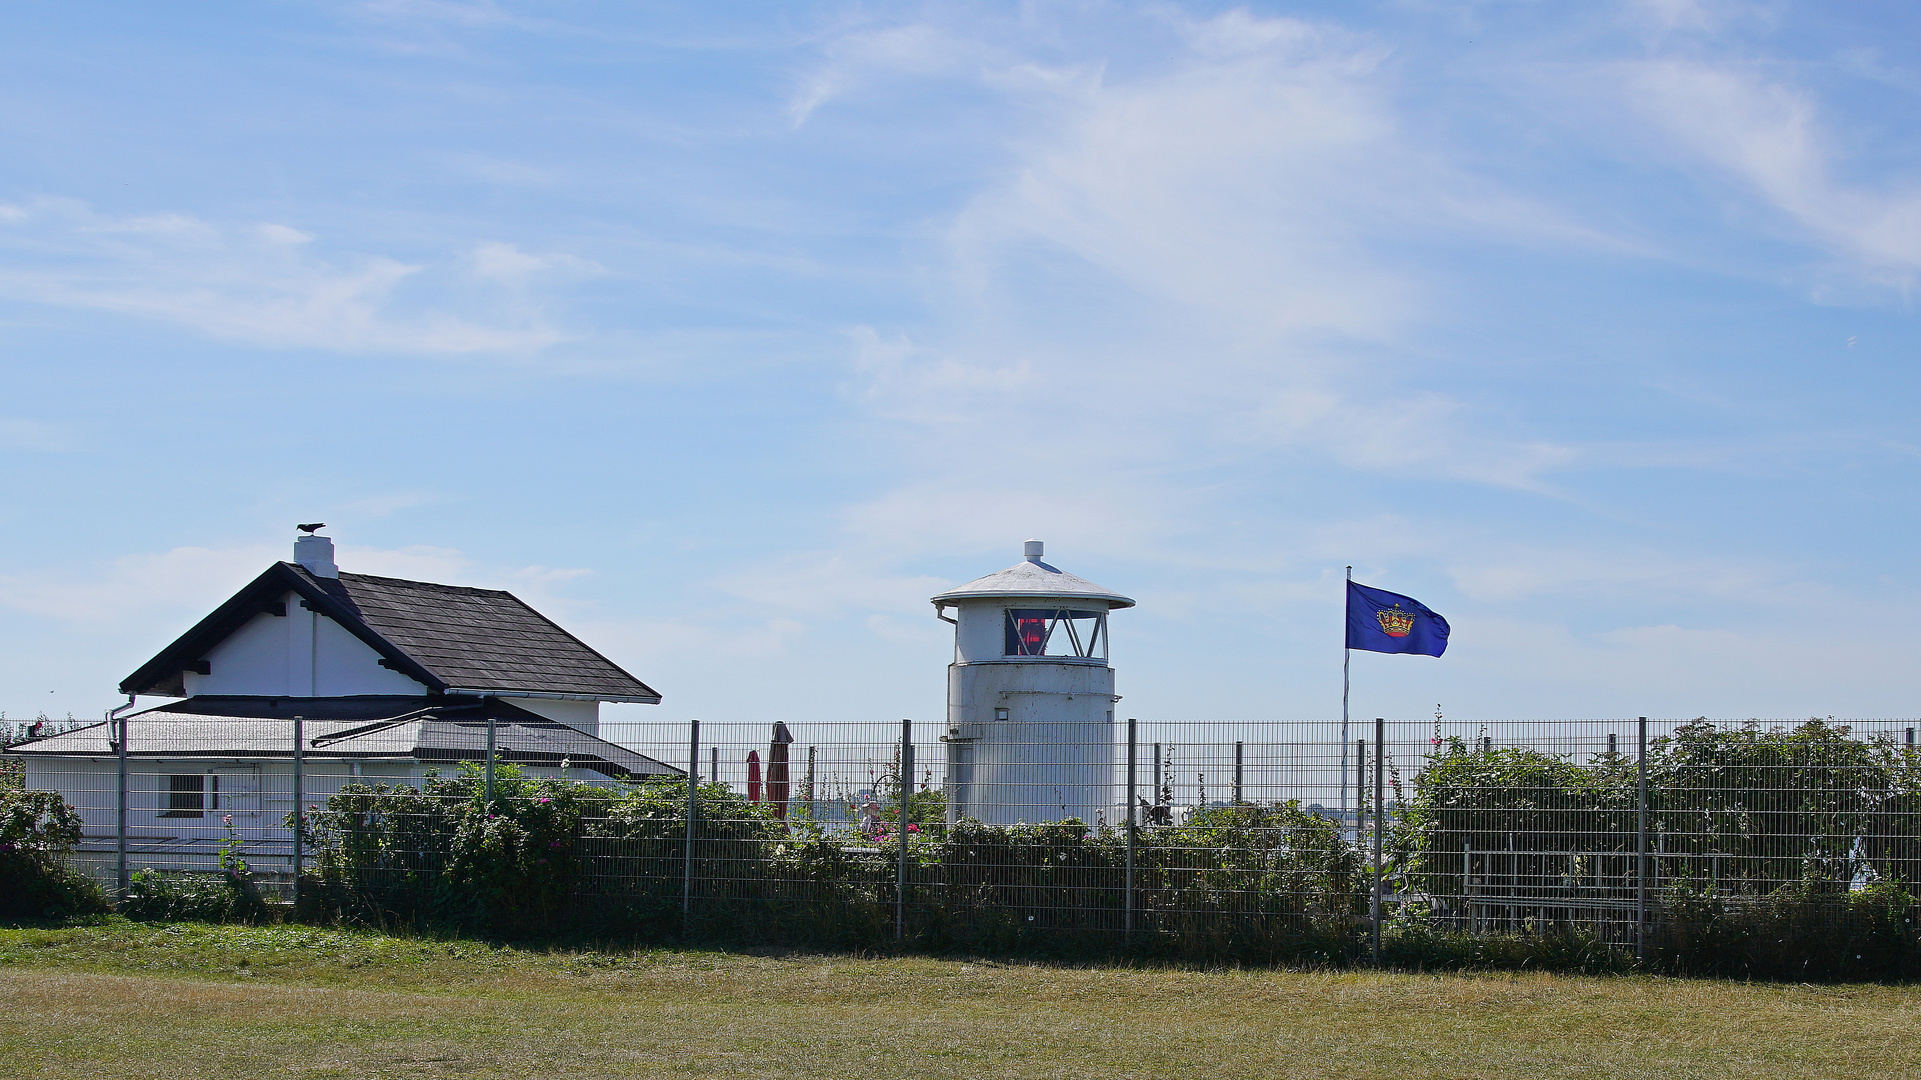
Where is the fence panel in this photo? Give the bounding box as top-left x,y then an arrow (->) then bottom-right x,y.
9,714 -> 1920,972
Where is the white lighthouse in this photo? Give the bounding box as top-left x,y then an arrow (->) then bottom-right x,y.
932,540 -> 1134,826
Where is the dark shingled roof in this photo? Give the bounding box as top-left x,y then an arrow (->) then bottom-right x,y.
11,697 -> 681,781
120,562 -> 661,702
329,571 -> 652,699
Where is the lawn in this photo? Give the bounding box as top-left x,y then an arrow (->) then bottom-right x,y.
2,920 -> 1918,1079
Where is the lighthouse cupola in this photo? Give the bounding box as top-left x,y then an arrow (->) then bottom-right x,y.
931,541 -> 1134,825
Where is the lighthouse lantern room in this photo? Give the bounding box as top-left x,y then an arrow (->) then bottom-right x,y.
932,540 -> 1133,825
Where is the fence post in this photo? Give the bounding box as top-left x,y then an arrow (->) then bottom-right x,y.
1463,842 -> 1473,932
897,718 -> 913,942
1636,716 -> 1648,963
1371,717 -> 1384,966
1355,738 -> 1366,848
682,719 -> 699,935
484,711 -> 497,806
1233,740 -> 1244,804
115,711 -> 129,898
1125,717 -> 1138,940
292,715 -> 304,910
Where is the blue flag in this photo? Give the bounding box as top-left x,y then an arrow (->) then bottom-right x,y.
1347,581 -> 1449,657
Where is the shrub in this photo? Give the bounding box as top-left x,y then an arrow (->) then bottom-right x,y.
1654,877 -> 1921,981
119,868 -> 270,923
0,786 -> 107,921
578,777 -> 792,939
305,763 -> 633,936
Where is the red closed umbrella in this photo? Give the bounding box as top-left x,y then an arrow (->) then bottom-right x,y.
746,750 -> 762,802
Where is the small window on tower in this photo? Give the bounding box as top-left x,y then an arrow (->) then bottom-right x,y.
1002,609 -> 1107,659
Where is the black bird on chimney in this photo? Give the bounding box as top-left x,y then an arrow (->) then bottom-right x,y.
297,523 -> 326,534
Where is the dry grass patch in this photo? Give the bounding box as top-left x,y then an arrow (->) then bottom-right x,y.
1,921 -> 1918,1078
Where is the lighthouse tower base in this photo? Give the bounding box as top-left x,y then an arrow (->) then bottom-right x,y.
943,660 -> 1116,826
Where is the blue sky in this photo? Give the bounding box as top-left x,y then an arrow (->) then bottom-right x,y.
5,0 -> 1921,728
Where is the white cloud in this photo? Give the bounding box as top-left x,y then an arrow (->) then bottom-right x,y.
1456,613 -> 1921,717
813,5 -> 1614,521
0,419 -> 81,452
569,615 -> 815,687
0,541 -> 595,629
0,197 -> 580,353
713,550 -> 957,618
357,0 -> 514,27
256,223 -> 315,245
787,22 -> 992,126
468,241 -> 599,285
1444,545 -> 1823,608
1621,59 -> 1921,285
0,545 -> 279,626
337,544 -> 478,584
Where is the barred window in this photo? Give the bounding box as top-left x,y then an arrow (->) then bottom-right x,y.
160,773 -> 216,818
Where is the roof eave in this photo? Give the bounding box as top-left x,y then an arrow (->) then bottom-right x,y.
438,687 -> 662,705
931,591 -> 1135,609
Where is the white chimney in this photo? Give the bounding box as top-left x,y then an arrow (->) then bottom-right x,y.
294,534 -> 338,578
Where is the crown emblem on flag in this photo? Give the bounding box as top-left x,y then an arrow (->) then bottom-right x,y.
1375,605 -> 1416,637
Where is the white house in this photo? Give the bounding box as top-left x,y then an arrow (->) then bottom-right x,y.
10,530 -> 679,884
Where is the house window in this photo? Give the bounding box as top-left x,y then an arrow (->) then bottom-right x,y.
160,773 -> 217,818
1002,609 -> 1107,659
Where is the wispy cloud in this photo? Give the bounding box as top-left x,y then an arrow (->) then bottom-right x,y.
0,197 -> 590,353
0,419 -> 82,453
0,541 -> 594,628
1620,59 -> 1921,288
823,7 -> 1612,505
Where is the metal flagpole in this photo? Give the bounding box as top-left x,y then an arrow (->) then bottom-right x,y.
1341,566 -> 1352,841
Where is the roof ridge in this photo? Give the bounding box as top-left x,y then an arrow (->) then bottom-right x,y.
336,570 -> 515,596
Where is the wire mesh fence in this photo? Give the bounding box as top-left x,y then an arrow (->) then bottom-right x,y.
9,713 -> 1921,972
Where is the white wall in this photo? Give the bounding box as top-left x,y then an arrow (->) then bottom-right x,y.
509,696 -> 599,734
25,754 -> 621,881
182,590 -> 427,698
312,612 -> 423,696
185,611 -> 289,695
944,660 -> 1118,826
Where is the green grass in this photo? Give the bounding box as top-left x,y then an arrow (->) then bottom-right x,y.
3,919 -> 1920,1079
